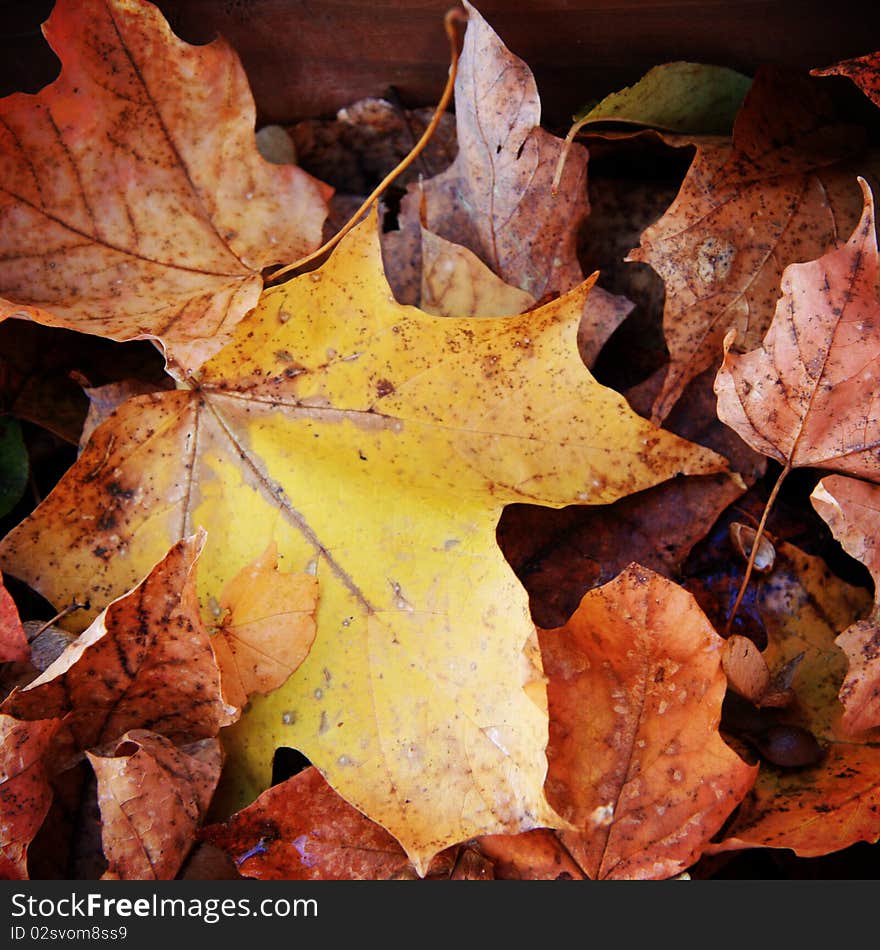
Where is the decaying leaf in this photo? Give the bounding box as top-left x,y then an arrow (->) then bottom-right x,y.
811,474 -> 880,732
0,571 -> 29,663
210,543 -> 318,710
0,209 -> 727,873
0,0 -> 330,374
473,829 -> 586,880
707,544 -> 880,857
0,714 -> 59,879
202,765 -> 420,880
812,51 -> 880,109
715,177 -> 880,480
630,66 -> 866,421
539,564 -> 757,880
401,0 -> 586,301
88,730 -> 222,880
1,533 -> 234,769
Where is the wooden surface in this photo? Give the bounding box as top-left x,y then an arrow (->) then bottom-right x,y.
2,0 -> 880,129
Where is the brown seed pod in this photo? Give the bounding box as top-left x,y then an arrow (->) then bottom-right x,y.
750,724 -> 824,768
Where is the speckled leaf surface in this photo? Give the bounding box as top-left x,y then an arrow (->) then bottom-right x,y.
539,564 -> 756,879
0,0 -> 329,375
0,209 -> 727,873
715,179 -> 880,478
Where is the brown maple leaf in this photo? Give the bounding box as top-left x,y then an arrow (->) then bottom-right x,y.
0,0 -> 330,374
539,564 -> 757,880
629,65 -> 867,422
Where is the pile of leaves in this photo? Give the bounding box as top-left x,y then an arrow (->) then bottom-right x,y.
2,0 -> 880,881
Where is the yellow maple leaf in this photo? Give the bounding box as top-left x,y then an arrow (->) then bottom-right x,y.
0,208 -> 728,873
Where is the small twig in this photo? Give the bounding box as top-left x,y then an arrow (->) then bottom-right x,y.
26,600 -> 88,641
264,7 -> 467,287
723,462 -> 791,636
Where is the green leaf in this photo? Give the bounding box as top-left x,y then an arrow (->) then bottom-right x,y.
574,61 -> 752,135
0,418 -> 28,519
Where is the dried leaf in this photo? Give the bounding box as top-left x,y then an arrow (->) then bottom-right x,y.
0,0 -> 330,374
0,571 -> 29,663
399,1 -> 588,301
0,210 -> 727,874
707,544 -> 880,857
1,533 -> 233,767
629,67 -> 866,421
715,177 -> 880,479
202,765 -> 418,880
811,474 -> 880,732
0,714 -> 59,878
812,51 -> 880,109
210,542 -> 318,710
539,564 -> 757,880
88,730 -> 222,880
474,829 -> 586,880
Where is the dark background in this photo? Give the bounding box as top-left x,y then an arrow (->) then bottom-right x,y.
3,0 -> 880,131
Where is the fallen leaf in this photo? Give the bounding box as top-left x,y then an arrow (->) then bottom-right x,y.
88,730 -> 222,880
210,542 -> 318,710
1,533 -> 233,768
629,66 -> 866,421
810,474 -> 880,732
0,0 -> 330,374
0,714 -> 59,879
202,765 -> 422,880
812,51 -> 880,109
401,0 -> 585,300
715,177 -> 880,480
539,564 -> 757,880
0,209 -> 727,873
0,571 -> 29,663
707,543 -> 880,858
474,829 -> 586,880
572,61 -> 752,135
0,416 -> 28,519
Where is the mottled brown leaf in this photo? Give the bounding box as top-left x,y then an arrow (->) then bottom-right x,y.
0,571 -> 28,663
88,730 -> 222,880
715,178 -> 880,479
0,0 -> 330,374
811,474 -> 880,732
1,533 -> 233,767
539,564 -> 757,879
202,766 -> 422,880
0,714 -> 59,879
475,829 -> 586,880
629,67 -> 866,421
813,51 -> 880,109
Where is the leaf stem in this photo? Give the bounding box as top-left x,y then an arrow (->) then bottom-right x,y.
723,461 -> 791,636
264,6 -> 467,286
